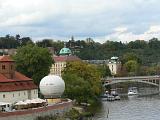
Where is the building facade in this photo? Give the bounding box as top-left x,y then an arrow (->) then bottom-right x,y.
108,56 -> 121,75
50,46 -> 80,76
0,55 -> 38,103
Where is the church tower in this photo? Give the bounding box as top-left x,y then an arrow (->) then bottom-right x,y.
0,55 -> 15,79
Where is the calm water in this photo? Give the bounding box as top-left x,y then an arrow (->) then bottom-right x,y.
93,95 -> 160,120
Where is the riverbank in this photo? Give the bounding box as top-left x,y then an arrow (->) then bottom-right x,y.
35,100 -> 102,120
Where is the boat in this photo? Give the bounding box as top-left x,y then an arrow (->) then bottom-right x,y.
101,90 -> 120,101
128,87 -> 138,95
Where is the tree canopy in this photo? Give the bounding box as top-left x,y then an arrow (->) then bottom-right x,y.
62,61 -> 102,104
13,44 -> 53,85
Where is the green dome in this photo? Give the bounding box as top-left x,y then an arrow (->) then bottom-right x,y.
59,47 -> 72,55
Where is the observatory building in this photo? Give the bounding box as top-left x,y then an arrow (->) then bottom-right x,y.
39,75 -> 65,103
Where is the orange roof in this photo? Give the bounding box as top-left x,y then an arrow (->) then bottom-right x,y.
0,55 -> 14,62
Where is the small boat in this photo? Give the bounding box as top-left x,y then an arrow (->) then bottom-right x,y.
107,95 -> 115,101
114,95 -> 121,100
128,87 -> 138,95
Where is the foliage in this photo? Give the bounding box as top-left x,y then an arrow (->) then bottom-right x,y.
97,65 -> 111,77
13,44 -> 53,85
62,61 -> 102,104
122,52 -> 141,64
1,34 -> 160,76
124,60 -> 140,76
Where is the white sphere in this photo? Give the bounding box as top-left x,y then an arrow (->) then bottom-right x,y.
39,75 -> 65,98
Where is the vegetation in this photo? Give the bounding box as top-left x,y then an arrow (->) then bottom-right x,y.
13,44 -> 53,85
0,34 -> 160,76
35,108 -> 88,120
62,61 -> 103,105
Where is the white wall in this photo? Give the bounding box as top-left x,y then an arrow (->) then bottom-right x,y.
108,63 -> 121,75
0,89 -> 38,103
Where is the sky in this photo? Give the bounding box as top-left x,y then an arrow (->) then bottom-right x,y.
0,0 -> 160,43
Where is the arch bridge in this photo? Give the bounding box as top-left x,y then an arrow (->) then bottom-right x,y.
102,75 -> 160,91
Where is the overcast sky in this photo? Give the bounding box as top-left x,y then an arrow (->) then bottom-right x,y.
0,0 -> 160,43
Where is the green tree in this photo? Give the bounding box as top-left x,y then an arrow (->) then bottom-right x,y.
97,65 -> 111,77
122,52 -> 141,64
124,60 -> 139,76
62,61 -> 102,104
13,44 -> 53,85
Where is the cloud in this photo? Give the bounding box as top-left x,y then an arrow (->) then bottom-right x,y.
104,25 -> 160,43
0,0 -> 160,42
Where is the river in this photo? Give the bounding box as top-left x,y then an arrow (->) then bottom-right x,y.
93,94 -> 160,120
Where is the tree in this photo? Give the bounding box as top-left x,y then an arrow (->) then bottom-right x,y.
122,52 -> 141,64
13,44 -> 53,85
124,60 -> 139,76
62,61 -> 102,104
97,65 -> 111,77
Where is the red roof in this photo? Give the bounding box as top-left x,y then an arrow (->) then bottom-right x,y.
0,55 -> 38,92
0,55 -> 14,62
0,72 -> 37,92
54,55 -> 81,62
0,81 -> 37,92
14,71 -> 32,81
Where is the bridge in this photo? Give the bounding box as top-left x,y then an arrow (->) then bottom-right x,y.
102,75 -> 160,91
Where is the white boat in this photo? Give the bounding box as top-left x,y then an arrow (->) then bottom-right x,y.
128,87 -> 138,95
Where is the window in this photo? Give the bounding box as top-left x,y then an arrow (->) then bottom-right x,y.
19,93 -> 20,96
11,65 -> 13,70
13,94 -> 14,97
3,94 -> 5,98
24,92 -> 26,95
2,65 -> 5,69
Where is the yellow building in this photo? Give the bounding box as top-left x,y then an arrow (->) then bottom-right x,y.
50,46 -> 80,76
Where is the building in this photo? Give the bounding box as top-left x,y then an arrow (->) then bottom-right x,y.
83,57 -> 122,75
0,55 -> 38,103
50,45 -> 80,76
108,56 -> 121,75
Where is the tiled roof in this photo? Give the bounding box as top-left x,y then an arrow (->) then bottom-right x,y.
0,55 -> 14,62
14,71 -> 32,81
54,55 -> 81,62
0,81 -> 37,92
0,72 -> 37,92
0,55 -> 38,92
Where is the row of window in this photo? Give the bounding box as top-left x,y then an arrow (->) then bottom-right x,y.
53,63 -> 65,67
1,65 -> 13,70
2,90 -> 37,98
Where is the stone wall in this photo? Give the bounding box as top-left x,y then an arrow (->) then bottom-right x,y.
0,100 -> 73,120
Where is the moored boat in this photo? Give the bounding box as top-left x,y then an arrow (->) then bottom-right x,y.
128,87 -> 138,96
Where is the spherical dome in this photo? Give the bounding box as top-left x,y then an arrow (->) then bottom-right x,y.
39,75 -> 65,98
59,47 -> 72,55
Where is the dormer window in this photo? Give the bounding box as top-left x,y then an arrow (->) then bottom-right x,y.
2,65 -> 5,69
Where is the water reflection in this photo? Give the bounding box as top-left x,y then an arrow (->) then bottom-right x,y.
93,95 -> 160,120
